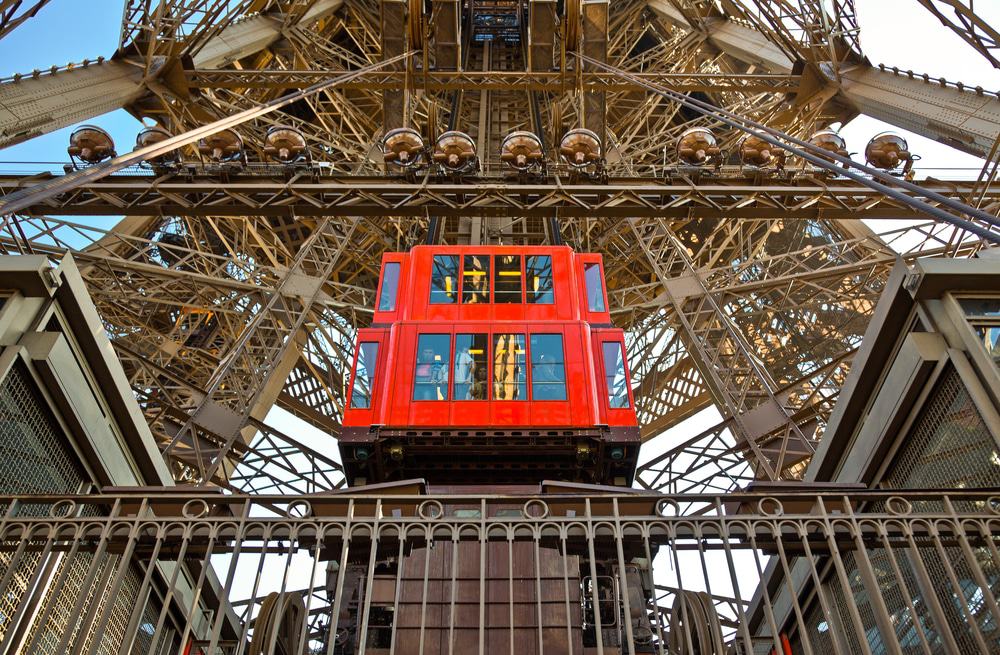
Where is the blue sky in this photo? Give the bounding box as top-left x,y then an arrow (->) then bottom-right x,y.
0,1 -> 141,174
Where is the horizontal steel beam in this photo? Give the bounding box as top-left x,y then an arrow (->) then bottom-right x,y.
4,171 -> 996,220
184,68 -> 801,93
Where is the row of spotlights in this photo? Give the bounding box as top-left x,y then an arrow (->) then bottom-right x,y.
676,127 -> 917,172
68,125 -> 312,166
384,127 -> 603,172
67,124 -> 918,173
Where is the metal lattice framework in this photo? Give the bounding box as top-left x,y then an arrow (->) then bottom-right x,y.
0,0 -> 999,494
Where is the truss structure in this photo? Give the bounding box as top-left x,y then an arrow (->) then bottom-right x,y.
0,0 -> 998,495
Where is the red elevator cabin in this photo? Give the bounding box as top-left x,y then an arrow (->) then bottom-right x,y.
340,245 -> 640,486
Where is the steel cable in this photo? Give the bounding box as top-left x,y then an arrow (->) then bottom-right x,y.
668,589 -> 727,654
578,53 -> 1000,245
0,50 -> 417,217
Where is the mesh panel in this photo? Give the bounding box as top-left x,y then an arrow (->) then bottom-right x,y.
0,362 -> 142,651
793,367 -> 1000,653
130,589 -> 179,655
0,362 -> 87,644
0,361 -> 86,497
883,367 -> 1000,491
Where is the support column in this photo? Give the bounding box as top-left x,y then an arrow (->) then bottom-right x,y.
0,0 -> 52,40
192,0 -> 345,68
582,0 -> 608,145
432,0 -> 461,71
528,0 -> 556,72
648,0 -> 1000,159
646,0 -> 794,73
381,0 -> 407,130
0,0 -> 345,149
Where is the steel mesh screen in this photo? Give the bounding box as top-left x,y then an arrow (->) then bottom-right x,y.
0,361 -> 87,644
0,361 -> 142,652
23,553 -> 143,654
883,367 -> 1000,491
130,589 -> 177,655
793,367 -> 1000,652
0,361 -> 86,497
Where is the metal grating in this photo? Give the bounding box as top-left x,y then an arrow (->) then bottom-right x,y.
0,361 -> 142,652
884,366 -> 1000,491
0,361 -> 87,645
0,361 -> 87,497
22,553 -> 144,655
793,367 -> 1000,653
130,589 -> 178,655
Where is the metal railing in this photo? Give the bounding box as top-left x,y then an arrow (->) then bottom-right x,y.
0,489 -> 998,654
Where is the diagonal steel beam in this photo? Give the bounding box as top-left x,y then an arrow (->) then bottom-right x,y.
0,0 -> 51,40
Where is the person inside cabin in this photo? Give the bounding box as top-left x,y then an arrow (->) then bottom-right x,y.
470,366 -> 487,400
415,346 -> 437,400
429,357 -> 448,400
454,345 -> 474,398
493,334 -> 525,400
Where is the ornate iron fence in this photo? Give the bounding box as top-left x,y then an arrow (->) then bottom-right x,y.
0,489 -> 998,654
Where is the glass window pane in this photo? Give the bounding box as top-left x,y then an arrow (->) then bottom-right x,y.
530,334 -> 566,401
413,334 -> 451,401
430,256 -> 459,304
350,342 -> 379,409
584,262 -> 606,312
493,333 -> 526,400
602,342 -> 630,408
494,255 -> 523,303
960,298 -> 1000,318
462,255 -> 490,304
377,262 -> 401,311
453,334 -> 489,400
526,256 -> 554,304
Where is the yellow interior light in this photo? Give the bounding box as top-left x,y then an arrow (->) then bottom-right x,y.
463,270 -> 486,276
445,277 -> 453,294
499,271 -> 521,277
514,349 -> 524,354
434,355 -> 441,361
469,349 -> 484,354
533,277 -> 540,292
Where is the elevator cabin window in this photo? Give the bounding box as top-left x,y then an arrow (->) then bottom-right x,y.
453,334 -> 489,400
526,255 -> 554,304
377,262 -> 401,311
584,262 -> 606,312
350,342 -> 379,408
430,255 -> 459,304
413,334 -> 451,400
530,334 -> 567,400
602,342 -> 630,408
493,333 -> 526,400
462,255 -> 490,304
494,255 -> 522,303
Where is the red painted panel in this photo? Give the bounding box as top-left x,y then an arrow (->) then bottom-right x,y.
343,246 -> 638,433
